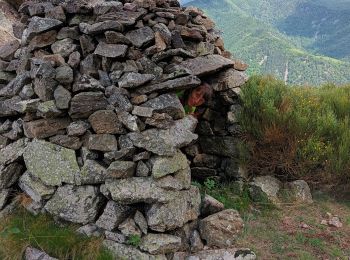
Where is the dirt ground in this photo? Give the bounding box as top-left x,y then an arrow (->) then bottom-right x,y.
236,191 -> 350,259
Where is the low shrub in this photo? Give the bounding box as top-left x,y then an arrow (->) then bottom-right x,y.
240,75 -> 350,184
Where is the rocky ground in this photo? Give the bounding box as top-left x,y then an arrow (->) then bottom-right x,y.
0,0 -> 21,45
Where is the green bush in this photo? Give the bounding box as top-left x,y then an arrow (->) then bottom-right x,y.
240,75 -> 350,182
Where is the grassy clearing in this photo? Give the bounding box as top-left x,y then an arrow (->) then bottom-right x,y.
235,192 -> 350,259
240,75 -> 350,183
0,206 -> 113,260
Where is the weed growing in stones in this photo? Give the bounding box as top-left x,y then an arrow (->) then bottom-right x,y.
126,234 -> 141,247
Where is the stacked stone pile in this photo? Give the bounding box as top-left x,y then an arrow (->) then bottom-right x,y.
0,0 -> 254,258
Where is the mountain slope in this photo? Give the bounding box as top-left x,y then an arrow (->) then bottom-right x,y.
187,0 -> 350,85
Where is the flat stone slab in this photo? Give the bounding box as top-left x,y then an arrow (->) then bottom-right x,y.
179,54 -> 234,77
94,42 -> 128,58
23,139 -> 79,186
44,185 -> 103,224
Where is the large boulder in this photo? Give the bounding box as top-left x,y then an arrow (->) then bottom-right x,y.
23,139 -> 79,186
199,209 -> 244,248
249,175 -> 282,204
44,185 -> 103,224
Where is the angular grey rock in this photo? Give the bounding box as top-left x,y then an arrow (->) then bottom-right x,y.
33,78 -> 58,102
0,73 -> 31,98
49,135 -> 82,150
126,27 -> 155,48
132,106 -> 154,118
118,72 -> 155,89
37,101 -> 63,118
23,139 -> 79,186
199,209 -> 244,248
108,89 -> 133,112
24,247 -> 58,260
94,42 -> 128,58
26,17 -> 63,40
140,234 -> 182,255
23,118 -> 71,139
249,175 -> 282,204
28,30 -> 57,51
199,136 -> 238,157
51,38 -> 77,57
152,48 -> 195,63
55,66 -> 74,85
168,115 -> 198,148
80,35 -> 95,57
57,26 -> 80,40
87,134 -> 118,152
67,121 -> 90,136
72,75 -> 105,92
190,230 -> 204,252
0,163 -> 23,189
11,99 -> 40,113
93,1 -> 123,15
45,185 -> 103,224
138,75 -> 201,94
103,240 -> 167,260
201,194 -> 225,217
152,151 -> 188,179
107,161 -> 136,179
104,177 -> 175,204
285,180 -> 313,203
146,187 -> 201,232
105,31 -> 131,45
18,171 -> 56,203
105,231 -> 126,244
76,224 -> 103,237
155,166 -> 191,191
136,161 -> 150,177
117,111 -> 139,132
128,129 -> 175,156
118,217 -> 142,237
172,248 -> 256,260
179,55 -> 234,77
75,159 -> 107,185
69,92 -> 108,119
82,21 -> 123,35
134,210 -> 148,235
89,110 -> 124,134
96,201 -> 132,231
141,93 -> 185,120
0,138 -> 27,165
0,189 -> 11,210
54,85 -> 71,109
210,68 -> 248,91
0,40 -> 20,61
145,113 -> 174,129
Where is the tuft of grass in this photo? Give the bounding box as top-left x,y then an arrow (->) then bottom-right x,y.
0,207 -> 113,260
126,234 -> 141,247
240,75 -> 350,183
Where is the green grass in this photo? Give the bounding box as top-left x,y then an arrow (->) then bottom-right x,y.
0,208 -> 113,260
240,75 -> 350,182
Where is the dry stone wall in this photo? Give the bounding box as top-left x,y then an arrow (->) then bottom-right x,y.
0,0 -> 254,258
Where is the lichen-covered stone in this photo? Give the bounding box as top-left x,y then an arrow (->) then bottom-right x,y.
0,138 -> 27,165
152,151 -> 188,179
23,139 -> 79,186
140,234 -> 182,255
18,171 -> 56,203
146,187 -> 201,232
96,201 -> 132,231
199,209 -> 244,248
0,163 -> 23,189
44,185 -> 103,224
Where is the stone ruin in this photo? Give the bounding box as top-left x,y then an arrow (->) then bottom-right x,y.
0,0 -> 255,259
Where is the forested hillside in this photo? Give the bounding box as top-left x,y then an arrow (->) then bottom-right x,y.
185,0 -> 350,85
